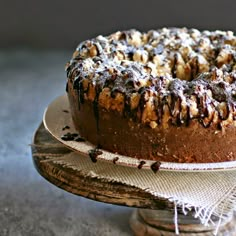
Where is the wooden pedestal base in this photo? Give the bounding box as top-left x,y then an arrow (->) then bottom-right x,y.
130,209 -> 236,236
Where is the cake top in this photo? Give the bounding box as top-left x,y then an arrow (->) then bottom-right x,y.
66,28 -> 236,130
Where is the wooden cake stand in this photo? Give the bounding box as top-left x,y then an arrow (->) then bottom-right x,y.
31,122 -> 236,236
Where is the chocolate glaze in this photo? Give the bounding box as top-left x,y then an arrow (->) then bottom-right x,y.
93,95 -> 100,133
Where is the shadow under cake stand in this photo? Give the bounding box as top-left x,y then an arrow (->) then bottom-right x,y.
31,122 -> 236,236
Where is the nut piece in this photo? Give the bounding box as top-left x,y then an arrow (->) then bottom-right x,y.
89,45 -> 98,57
127,31 -> 142,47
130,93 -> 141,110
175,53 -> 191,80
162,104 -> 171,128
141,98 -> 158,123
87,83 -> 96,101
216,48 -> 233,68
149,121 -> 157,129
99,88 -> 111,110
133,50 -> 148,63
189,95 -> 199,118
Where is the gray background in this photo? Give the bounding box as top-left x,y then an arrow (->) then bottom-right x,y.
1,1 -> 236,235
1,0 -> 236,49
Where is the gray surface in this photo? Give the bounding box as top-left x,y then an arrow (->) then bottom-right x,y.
0,51 -> 133,236
1,0 -> 236,48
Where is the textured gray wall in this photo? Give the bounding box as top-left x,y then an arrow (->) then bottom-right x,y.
1,0 -> 236,49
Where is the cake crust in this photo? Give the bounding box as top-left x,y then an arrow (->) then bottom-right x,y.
66,28 -> 236,163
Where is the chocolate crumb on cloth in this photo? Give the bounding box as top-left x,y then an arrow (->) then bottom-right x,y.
112,157 -> 119,164
66,28 -> 236,163
88,148 -> 103,163
138,161 -> 146,169
74,136 -> 86,142
151,161 -> 161,173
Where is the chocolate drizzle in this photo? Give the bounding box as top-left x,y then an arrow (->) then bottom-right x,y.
93,94 -> 100,133
73,77 -> 84,110
171,53 -> 177,78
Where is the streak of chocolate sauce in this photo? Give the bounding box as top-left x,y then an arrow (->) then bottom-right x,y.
155,96 -> 163,125
93,99 -> 99,132
93,85 -> 101,133
123,95 -> 136,119
73,77 -> 85,110
176,96 -> 182,126
78,82 -> 84,109
171,53 -> 177,78
138,88 -> 149,122
185,106 -> 191,127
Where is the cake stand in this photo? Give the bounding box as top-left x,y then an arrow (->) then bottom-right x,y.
31,122 -> 236,236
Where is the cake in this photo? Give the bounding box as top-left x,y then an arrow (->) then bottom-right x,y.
65,28 -> 236,163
